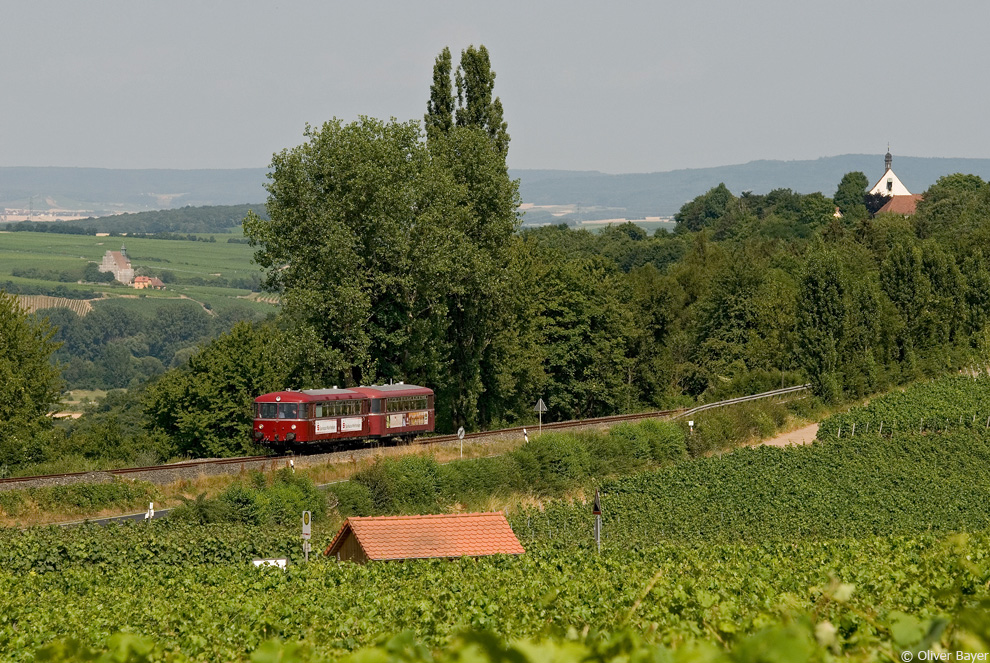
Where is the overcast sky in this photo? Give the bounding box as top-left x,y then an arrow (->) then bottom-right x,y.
3,1 -> 988,173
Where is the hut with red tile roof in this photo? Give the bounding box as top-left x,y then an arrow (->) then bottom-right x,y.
324,512 -> 525,563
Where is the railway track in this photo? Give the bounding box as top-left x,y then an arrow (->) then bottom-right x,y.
0,384 -> 810,491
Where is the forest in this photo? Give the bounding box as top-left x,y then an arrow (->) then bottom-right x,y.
3,45 -> 990,474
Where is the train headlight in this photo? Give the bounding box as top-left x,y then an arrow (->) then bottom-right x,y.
291,424 -> 297,430
259,424 -> 264,429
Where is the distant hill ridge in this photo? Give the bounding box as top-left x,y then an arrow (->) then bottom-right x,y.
513,154 -> 990,217
4,155 -> 990,220
0,166 -> 268,213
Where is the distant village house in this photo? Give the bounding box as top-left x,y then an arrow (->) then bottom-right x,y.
133,276 -> 166,290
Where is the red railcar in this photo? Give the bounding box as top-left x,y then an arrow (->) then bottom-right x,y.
252,383 -> 434,449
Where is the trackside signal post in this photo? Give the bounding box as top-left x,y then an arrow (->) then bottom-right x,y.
534,398 -> 547,433
302,510 -> 312,562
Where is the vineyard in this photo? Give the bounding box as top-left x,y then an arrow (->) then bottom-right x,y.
3,523 -> 990,660
5,373 -> 990,661
14,294 -> 95,316
818,374 -> 990,439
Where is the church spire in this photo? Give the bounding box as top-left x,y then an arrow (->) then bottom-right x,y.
885,144 -> 892,172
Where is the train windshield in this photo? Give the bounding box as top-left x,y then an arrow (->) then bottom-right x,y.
258,403 -> 278,419
278,403 -> 300,419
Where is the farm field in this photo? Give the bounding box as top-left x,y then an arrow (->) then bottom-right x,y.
0,230 -> 276,316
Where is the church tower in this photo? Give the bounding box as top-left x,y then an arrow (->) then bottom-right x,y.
869,148 -> 911,196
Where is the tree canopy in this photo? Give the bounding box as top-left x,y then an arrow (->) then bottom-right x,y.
0,291 -> 63,468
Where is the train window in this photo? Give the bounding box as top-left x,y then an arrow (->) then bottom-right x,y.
386,396 -> 429,412
314,400 -> 361,417
371,399 -> 382,414
278,403 -> 299,419
259,403 -> 278,419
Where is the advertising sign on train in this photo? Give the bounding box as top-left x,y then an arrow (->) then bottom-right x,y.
315,419 -> 338,434
341,417 -> 363,432
407,411 -> 429,426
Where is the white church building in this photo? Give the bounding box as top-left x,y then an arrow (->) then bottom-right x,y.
869,150 -> 922,215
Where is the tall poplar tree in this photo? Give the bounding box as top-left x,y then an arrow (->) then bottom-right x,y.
424,47 -> 454,145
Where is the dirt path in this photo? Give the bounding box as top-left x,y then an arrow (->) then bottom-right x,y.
757,423 -> 819,448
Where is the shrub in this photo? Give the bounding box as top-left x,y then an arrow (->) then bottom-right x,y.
608,420 -> 687,465
327,481 -> 376,517
170,469 -> 326,525
352,456 -> 444,514
510,433 -> 591,495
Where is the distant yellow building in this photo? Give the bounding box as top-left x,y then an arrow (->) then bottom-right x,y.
133,276 -> 165,290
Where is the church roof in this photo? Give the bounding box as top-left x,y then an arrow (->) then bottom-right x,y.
108,251 -> 131,269
876,194 -> 923,216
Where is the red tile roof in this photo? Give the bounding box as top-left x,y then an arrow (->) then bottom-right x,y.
877,194 -> 923,216
109,251 -> 130,269
325,512 -> 525,561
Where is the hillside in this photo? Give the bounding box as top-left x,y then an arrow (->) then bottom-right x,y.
0,166 -> 267,216
6,155 -> 990,224
513,154 -> 990,219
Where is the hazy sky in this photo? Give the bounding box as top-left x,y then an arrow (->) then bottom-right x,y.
4,1 -> 988,173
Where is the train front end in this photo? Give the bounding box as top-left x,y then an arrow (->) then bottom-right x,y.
252,391 -> 312,448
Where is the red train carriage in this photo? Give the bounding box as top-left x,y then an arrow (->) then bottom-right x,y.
252,383 -> 434,450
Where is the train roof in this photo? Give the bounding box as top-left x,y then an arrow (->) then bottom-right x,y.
254,384 -> 433,403
254,388 -> 360,403
351,384 -> 433,397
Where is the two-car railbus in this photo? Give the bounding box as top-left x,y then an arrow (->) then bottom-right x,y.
252,383 -> 434,451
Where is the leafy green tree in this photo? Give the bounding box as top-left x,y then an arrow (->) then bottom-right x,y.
915,173 -> 990,247
674,183 -> 735,233
143,322 -> 290,457
864,191 -> 890,217
961,251 -> 990,336
244,117 -> 453,390
0,291 -> 63,468
533,253 -> 634,419
880,241 -> 929,354
795,244 -> 846,401
625,264 -> 677,406
82,262 -> 114,283
833,171 -> 869,220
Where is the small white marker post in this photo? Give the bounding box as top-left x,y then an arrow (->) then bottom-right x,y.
523,428 -> 529,444
457,426 -> 465,458
145,502 -> 154,521
688,420 -> 694,436
593,489 -> 602,554
301,510 -> 312,563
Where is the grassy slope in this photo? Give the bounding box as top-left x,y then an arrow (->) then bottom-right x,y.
0,231 -> 275,315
